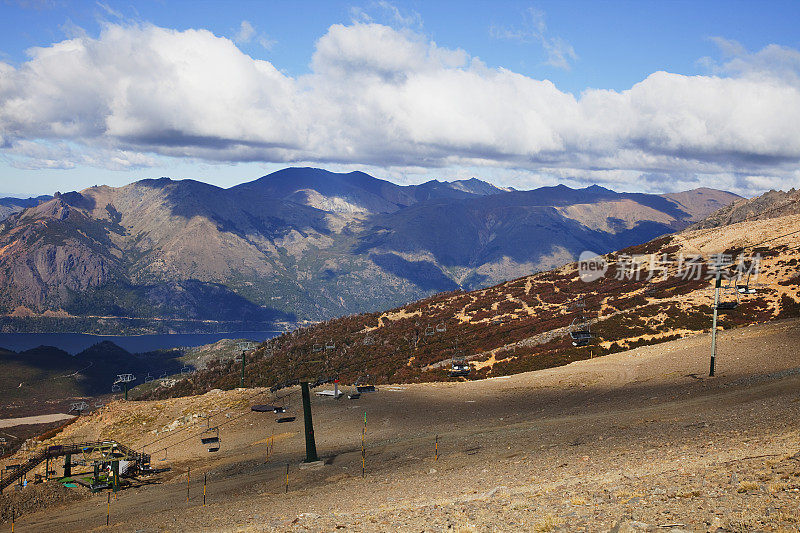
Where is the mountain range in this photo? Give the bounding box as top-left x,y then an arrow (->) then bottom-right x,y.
0,168 -> 739,333
149,189 -> 800,396
0,195 -> 51,221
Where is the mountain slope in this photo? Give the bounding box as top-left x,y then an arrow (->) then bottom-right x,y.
691,188 -> 800,229
356,185 -> 738,286
0,195 -> 50,222
147,204 -> 800,396
0,168 -> 739,332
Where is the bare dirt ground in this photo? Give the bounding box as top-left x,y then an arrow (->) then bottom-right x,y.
4,318 -> 800,532
0,413 -> 74,429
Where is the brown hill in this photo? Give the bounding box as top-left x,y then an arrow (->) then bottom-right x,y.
146,206 -> 800,398
691,187 -> 800,229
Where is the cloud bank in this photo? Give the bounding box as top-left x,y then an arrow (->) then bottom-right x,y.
1,22 -> 799,193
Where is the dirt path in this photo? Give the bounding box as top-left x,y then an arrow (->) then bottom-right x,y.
6,318 -> 800,532
0,413 -> 74,429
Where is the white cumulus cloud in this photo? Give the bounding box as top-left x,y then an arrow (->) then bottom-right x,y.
0,22 -> 799,194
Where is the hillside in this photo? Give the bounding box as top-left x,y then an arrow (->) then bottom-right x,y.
0,196 -> 50,222
0,168 -> 738,333
147,204 -> 800,398
0,337 -> 262,419
5,319 -> 800,531
692,187 -> 800,229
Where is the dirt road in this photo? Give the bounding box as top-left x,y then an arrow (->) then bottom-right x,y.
6,318 -> 800,531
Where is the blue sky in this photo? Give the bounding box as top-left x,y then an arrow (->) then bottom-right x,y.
1,0 -> 800,196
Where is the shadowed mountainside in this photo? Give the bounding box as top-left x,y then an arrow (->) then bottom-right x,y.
0,195 -> 51,222
145,202 -> 800,398
0,168 -> 739,332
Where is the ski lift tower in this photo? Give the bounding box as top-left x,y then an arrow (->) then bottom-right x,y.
236,342 -> 254,388
299,380 -> 320,463
69,401 -> 90,416
296,359 -> 328,464
114,374 -> 136,401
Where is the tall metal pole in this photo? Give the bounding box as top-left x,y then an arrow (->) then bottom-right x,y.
300,381 -> 319,463
240,351 -> 246,388
710,272 -> 721,377
112,460 -> 120,492
124,382 -> 128,401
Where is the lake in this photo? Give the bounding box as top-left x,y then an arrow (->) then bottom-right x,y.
0,331 -> 282,355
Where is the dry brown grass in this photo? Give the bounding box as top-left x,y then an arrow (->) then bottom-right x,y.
736,481 -> 759,493
532,514 -> 558,532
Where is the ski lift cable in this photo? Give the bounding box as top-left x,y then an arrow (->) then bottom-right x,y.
139,387 -> 278,451
241,222 -> 800,395
321,225 -> 800,379
157,394 -> 278,455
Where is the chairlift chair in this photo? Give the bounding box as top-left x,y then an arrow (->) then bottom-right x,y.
449,358 -> 471,377
355,374 -> 376,393
312,344 -> 323,353
424,326 -> 435,336
436,322 -> 447,333
325,340 -> 335,350
736,272 -> 758,295
69,401 -> 89,414
181,366 -> 191,375
717,280 -> 740,310
570,317 -> 593,347
144,373 -> 154,383
111,383 -> 122,393
201,427 -> 220,452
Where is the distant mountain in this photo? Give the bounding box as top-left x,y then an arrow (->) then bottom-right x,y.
356,184 -> 740,287
0,195 -> 50,221
0,168 -> 739,332
0,340 -> 191,415
230,167 -> 508,214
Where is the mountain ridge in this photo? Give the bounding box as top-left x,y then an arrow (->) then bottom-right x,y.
0,168 -> 740,332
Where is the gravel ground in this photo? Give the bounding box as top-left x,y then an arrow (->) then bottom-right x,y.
4,318 -> 800,532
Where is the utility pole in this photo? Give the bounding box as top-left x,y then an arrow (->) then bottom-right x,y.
300,382 -> 319,463
710,271 -> 721,377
